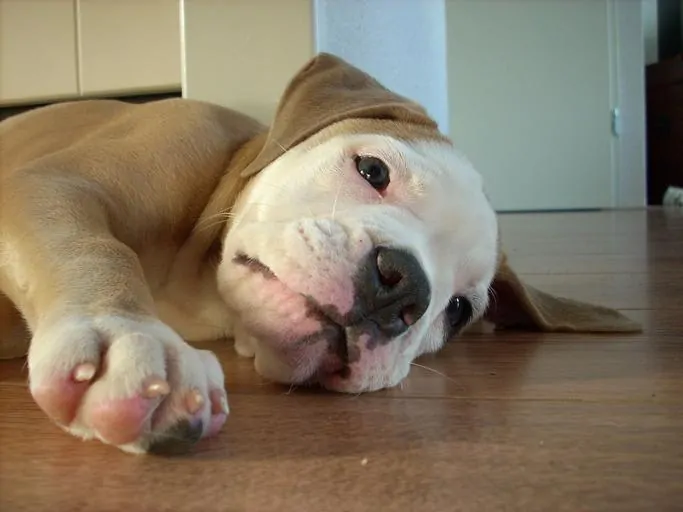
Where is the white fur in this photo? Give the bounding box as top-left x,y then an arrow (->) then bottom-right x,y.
28,314 -> 226,453
215,134 -> 498,393
7,131 -> 497,453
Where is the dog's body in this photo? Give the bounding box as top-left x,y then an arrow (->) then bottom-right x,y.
0,54 -> 639,455
1,98 -> 259,453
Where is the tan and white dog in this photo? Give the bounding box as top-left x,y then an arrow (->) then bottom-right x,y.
0,54 -> 638,455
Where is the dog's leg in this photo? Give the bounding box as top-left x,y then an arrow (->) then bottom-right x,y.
0,175 -> 229,454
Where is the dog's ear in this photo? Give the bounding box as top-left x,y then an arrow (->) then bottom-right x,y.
240,52 -> 438,178
484,252 -> 641,333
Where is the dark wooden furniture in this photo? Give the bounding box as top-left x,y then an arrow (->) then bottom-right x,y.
646,55 -> 683,205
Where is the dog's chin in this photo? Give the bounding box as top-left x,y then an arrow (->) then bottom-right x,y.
237,298 -> 358,389
244,315 -> 409,394
221,256 -> 408,393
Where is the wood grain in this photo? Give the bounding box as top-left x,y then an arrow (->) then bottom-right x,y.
1,208 -> 682,512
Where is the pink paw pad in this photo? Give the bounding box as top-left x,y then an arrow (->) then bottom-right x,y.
206,389 -> 229,438
87,377 -> 171,445
31,363 -> 97,425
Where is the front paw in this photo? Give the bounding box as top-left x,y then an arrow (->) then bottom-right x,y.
27,315 -> 229,454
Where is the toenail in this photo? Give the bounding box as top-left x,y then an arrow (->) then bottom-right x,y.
210,389 -> 229,415
73,363 -> 96,382
142,377 -> 170,398
148,419 -> 204,456
185,389 -> 204,414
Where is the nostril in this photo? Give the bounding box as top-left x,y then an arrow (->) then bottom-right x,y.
354,246 -> 431,337
376,248 -> 404,287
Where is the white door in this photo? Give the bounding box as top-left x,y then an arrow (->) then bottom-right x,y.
446,0 -> 616,211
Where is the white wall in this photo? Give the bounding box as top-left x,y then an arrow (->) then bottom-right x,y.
182,0 -> 645,210
313,0 -> 449,132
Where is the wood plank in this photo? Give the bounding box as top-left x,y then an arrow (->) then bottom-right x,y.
1,208 -> 682,511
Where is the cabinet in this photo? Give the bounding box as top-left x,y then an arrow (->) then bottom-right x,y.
78,0 -> 181,95
182,0 -> 313,125
0,0 -> 79,104
0,0 -> 181,105
646,55 -> 683,204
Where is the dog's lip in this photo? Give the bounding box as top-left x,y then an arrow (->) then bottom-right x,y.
232,251 -> 352,373
232,252 -> 276,280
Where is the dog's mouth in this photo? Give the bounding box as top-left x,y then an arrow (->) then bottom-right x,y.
232,252 -> 352,378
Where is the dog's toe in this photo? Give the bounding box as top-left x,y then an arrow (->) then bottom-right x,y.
28,320 -> 104,425
148,419 -> 205,456
206,388 -> 229,437
88,392 -> 165,445
27,316 -> 229,453
31,372 -> 93,426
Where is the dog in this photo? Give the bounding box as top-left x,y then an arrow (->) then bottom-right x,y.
0,53 -> 639,455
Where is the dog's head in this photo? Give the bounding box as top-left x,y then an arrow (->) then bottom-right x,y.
210,54 -> 640,393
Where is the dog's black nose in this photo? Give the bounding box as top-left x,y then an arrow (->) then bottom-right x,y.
353,247 -> 431,337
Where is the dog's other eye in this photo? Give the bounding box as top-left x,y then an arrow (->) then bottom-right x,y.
445,296 -> 473,332
354,155 -> 390,191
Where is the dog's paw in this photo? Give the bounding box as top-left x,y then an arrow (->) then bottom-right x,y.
27,315 -> 229,455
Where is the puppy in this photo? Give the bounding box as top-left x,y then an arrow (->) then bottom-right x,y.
0,54 -> 639,454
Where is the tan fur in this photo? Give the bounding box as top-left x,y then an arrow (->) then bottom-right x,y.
0,98 -> 266,355
0,52 -> 639,362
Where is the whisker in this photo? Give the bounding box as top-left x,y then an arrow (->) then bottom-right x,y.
271,138 -> 287,152
244,179 -> 358,220
487,284 -> 499,308
195,208 -> 236,228
330,179 -> 343,220
195,217 -> 232,234
410,362 -> 465,390
194,212 -> 235,234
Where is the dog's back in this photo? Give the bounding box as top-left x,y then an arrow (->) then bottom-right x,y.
1,98 -> 267,239
1,100 -> 131,172
1,98 -> 265,179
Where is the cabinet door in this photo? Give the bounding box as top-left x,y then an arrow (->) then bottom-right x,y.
78,0 -> 181,95
182,0 -> 314,125
0,0 -> 79,104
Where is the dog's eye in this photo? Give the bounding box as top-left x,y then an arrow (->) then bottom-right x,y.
445,296 -> 473,332
354,156 -> 390,191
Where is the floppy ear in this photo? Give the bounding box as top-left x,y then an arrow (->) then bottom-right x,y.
484,252 -> 641,333
240,52 -> 439,178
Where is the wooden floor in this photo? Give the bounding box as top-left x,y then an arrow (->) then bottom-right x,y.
1,209 -> 682,512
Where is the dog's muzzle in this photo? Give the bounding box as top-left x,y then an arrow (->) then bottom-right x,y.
351,247 -> 431,338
